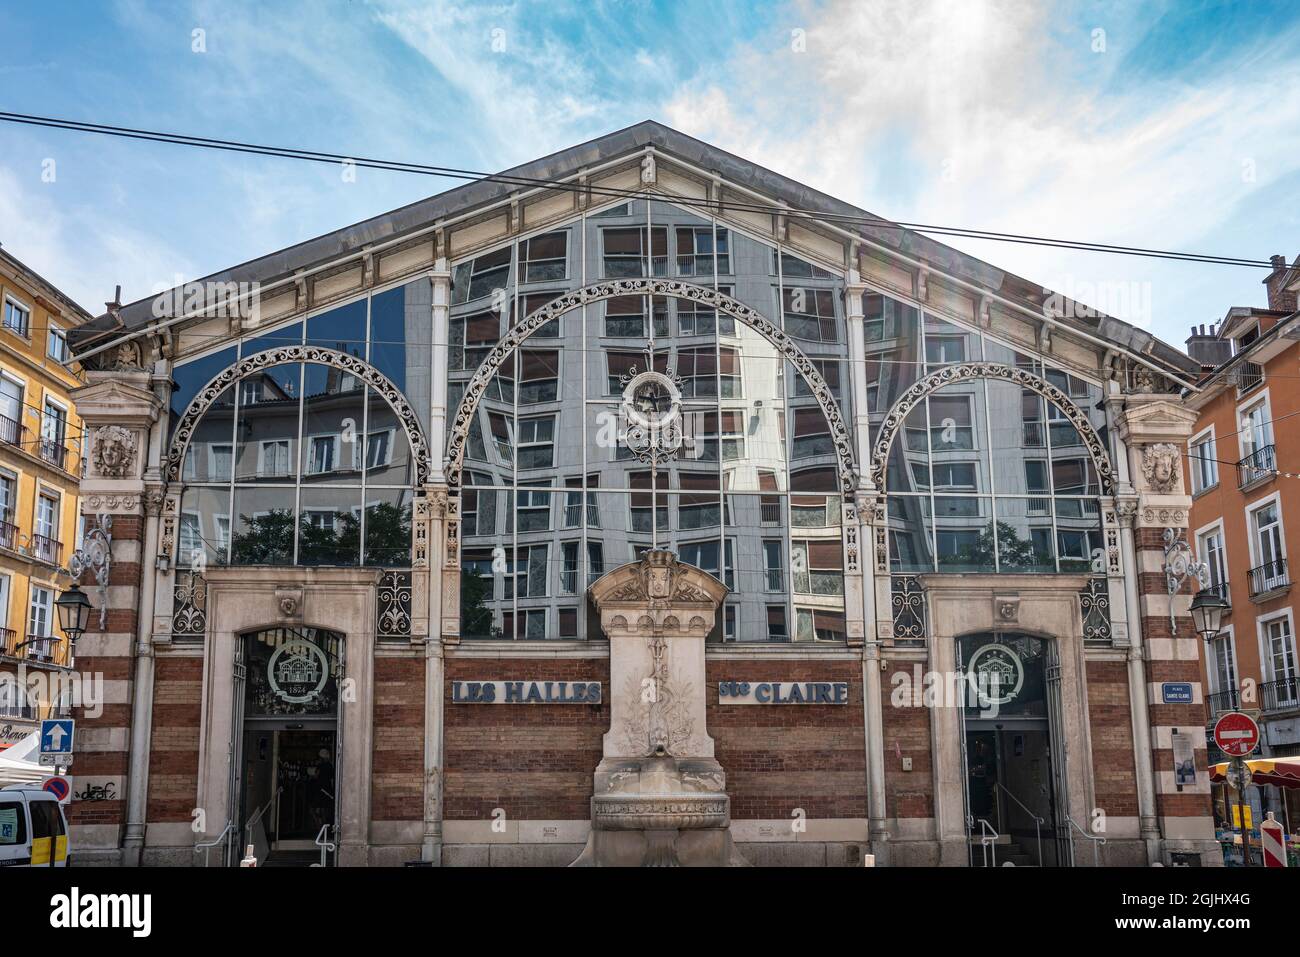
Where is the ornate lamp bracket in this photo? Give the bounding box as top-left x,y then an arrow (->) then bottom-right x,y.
69,514 -> 113,631
1162,527 -> 1208,629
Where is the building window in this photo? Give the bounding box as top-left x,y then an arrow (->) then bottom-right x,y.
677,287 -> 735,335
517,231 -> 567,283
763,540 -> 783,591
27,584 -> 53,656
504,545 -> 548,600
47,324 -> 69,362
366,430 -> 393,469
516,482 -> 552,532
912,462 -> 977,492
602,227 -> 667,278
564,475 -> 599,528
1251,500 -> 1285,585
1211,633 -> 1237,697
450,309 -> 501,372
678,473 -> 722,530
517,351 -> 559,404
517,416 -> 555,469
792,408 -> 833,459
766,605 -> 788,640
679,539 -> 734,589
691,410 -> 744,463
258,440 -> 290,478
1241,400 -> 1272,455
452,246 -> 511,305
502,608 -> 547,640
3,298 -> 30,337
1190,431 -> 1218,493
781,288 -> 837,342
676,226 -> 730,276
603,295 -> 668,338
792,539 -> 844,596
678,347 -> 740,398
1264,616 -> 1298,694
1198,527 -> 1228,601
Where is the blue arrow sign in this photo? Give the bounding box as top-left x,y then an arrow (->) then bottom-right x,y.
39,718 -> 74,754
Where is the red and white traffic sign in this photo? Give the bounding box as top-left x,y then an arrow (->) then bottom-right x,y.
43,775 -> 70,804
1261,812 -> 1288,868
1214,712 -> 1261,758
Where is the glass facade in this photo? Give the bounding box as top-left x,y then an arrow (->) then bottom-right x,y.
168,198 -> 1109,642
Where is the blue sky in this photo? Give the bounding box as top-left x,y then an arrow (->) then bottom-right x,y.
1,0 -> 1298,350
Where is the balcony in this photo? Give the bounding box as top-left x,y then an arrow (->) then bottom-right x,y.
0,519 -> 16,552
1203,580 -> 1232,610
28,533 -> 62,566
1237,444 -> 1276,490
1261,676 -> 1300,712
1247,558 -> 1290,601
0,413 -> 26,449
38,436 -> 75,472
1237,361 -> 1264,394
1206,688 -> 1240,719
0,627 -> 17,657
760,500 -> 781,524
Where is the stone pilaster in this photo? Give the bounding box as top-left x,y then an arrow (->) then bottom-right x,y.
66,367 -> 164,865
1114,395 -> 1220,865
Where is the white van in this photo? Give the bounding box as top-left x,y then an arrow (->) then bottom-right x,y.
0,784 -> 69,867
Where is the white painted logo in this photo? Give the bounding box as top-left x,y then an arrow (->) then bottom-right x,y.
267,639 -> 329,704
967,643 -> 1024,707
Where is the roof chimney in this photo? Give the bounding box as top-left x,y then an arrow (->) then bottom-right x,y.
1186,323 -> 1231,369
1264,253 -> 1298,312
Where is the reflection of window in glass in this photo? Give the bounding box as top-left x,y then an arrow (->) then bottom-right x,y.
518,351 -> 559,404
504,544 -> 548,599
922,395 -> 974,451
722,605 -> 737,641
521,292 -> 562,337
758,471 -> 781,523
792,407 -> 833,459
677,287 -> 735,335
678,472 -> 721,530
366,430 -> 392,469
606,351 -> 668,395
452,246 -> 511,305
1021,391 -> 1045,447
1051,458 -> 1096,496
679,539 -> 734,588
782,288 -> 837,341
889,530 -> 918,570
1191,432 -> 1218,493
766,605 -> 788,640
179,513 -> 202,562
502,608 -> 547,640
763,540 -> 783,590
603,295 -> 668,338
691,410 -> 744,463
307,435 -> 339,474
937,529 -> 982,568
792,540 -> 843,596
560,541 -> 604,593
1057,529 -> 1100,570
912,462 -> 976,492
925,335 -> 965,365
488,413 -> 512,464
602,227 -> 667,278
258,440 -> 289,478
676,226 -> 730,276
517,415 -> 555,469
795,608 -> 845,642
774,252 -> 837,280
563,474 -> 599,528
1045,368 -> 1091,399
517,231 -> 567,283
793,359 -> 841,399
450,309 -> 501,372
630,472 -> 669,533
679,347 -> 739,398
516,482 -> 551,531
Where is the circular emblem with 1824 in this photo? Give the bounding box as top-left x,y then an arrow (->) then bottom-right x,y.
267,638 -> 331,704
967,643 -> 1025,707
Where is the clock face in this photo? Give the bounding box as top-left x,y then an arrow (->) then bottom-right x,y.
622,370 -> 681,430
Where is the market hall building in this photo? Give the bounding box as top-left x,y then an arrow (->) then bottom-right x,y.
64,121 -> 1217,867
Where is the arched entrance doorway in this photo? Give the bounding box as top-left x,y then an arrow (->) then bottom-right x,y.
957,631 -> 1070,867
236,626 -> 343,866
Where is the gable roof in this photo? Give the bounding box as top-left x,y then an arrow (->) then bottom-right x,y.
69,119 -> 1197,375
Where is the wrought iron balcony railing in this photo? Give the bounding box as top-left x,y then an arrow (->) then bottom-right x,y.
0,413 -> 26,449
1238,444 -> 1276,489
1206,688 -> 1240,719
0,627 -> 18,657
1261,676 -> 1300,712
28,533 -> 62,566
1248,558 -> 1290,598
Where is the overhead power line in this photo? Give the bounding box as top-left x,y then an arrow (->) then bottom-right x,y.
0,111 -> 1280,270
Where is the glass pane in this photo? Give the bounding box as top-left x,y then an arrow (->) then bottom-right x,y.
364,388 -> 413,486
241,320 -> 302,359
932,495 -> 994,572
231,487 -> 296,565
370,280 -> 433,437
170,346 -> 237,439
234,363 -> 300,482
299,487 -> 362,566
305,299 -> 365,357
363,488 -> 413,567
183,386 -> 236,483
300,363 -> 366,481
993,497 -> 1057,573
179,485 -> 232,569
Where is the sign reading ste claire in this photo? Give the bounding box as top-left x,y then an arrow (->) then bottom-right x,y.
451,680 -> 602,704
718,681 -> 849,705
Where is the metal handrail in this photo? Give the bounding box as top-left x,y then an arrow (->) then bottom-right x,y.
314,823 -> 337,868
996,782 -> 1044,868
1068,816 -> 1107,867
194,821 -> 236,868
244,786 -> 281,851
974,817 -> 999,868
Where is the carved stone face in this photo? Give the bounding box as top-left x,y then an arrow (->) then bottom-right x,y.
646,566 -> 671,600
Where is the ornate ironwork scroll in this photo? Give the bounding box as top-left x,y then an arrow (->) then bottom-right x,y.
172,571 -> 207,640
1079,577 -> 1112,644
869,362 -> 1115,497
377,570 -> 413,639
165,346 -> 432,487
69,514 -> 112,632
891,575 -> 926,642
444,279 -> 857,493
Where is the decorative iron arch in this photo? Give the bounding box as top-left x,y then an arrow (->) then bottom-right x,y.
445,278 -> 857,492
165,345 -> 432,486
868,361 -> 1115,496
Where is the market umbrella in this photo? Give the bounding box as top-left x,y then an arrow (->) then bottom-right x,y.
1209,757 -> 1300,789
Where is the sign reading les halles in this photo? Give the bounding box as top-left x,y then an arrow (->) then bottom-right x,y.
718,681 -> 849,705
452,680 -> 603,704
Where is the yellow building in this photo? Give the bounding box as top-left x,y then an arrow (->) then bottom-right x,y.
0,246 -> 90,748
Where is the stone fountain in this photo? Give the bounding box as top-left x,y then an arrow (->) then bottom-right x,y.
571,549 -> 747,867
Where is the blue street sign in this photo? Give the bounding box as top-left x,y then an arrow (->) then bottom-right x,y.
1162,682 -> 1194,704
39,718 -> 74,755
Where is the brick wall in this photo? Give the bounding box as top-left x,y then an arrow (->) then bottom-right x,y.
706,660 -> 866,820
147,655 -> 202,822
1086,659 -> 1139,817
879,662 -> 934,819
443,657 -> 608,821
371,655 -> 425,821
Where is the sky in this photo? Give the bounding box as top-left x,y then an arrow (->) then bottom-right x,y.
1,0 -> 1298,351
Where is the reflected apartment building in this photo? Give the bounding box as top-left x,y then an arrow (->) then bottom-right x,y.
64,122 -> 1217,867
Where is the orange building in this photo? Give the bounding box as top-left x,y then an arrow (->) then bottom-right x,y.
1186,253 -> 1300,829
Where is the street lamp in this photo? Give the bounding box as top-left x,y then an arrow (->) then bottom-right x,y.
54,582 -> 93,644
1190,588 -> 1228,643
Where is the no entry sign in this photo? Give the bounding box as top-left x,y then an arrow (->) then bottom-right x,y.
1214,712 -> 1261,758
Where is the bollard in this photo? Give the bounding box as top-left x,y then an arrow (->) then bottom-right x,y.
240,844 -> 258,867
862,853 -> 875,867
